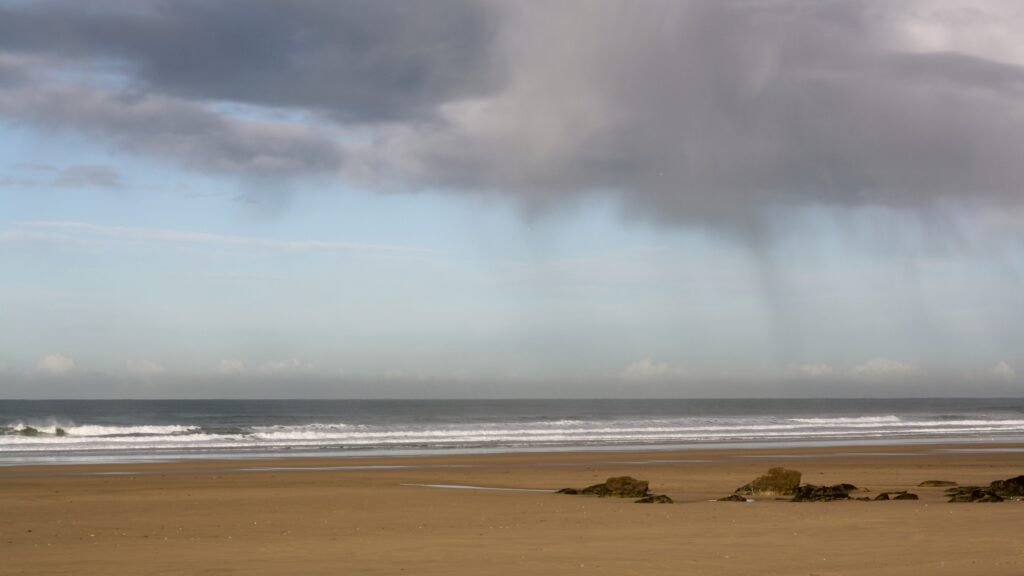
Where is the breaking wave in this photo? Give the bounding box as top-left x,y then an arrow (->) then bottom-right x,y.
4,415 -> 1024,458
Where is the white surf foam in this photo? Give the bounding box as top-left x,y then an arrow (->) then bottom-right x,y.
787,415 -> 902,425
5,413 -> 1024,457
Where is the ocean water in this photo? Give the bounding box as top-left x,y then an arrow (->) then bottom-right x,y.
2,398 -> 1024,465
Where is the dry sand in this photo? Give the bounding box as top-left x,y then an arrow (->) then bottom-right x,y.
2,444 -> 1023,575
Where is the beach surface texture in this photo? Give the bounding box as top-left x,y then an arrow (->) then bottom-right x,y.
3,444 -> 1023,575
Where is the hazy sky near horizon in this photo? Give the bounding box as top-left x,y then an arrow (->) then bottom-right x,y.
1,0 -> 1022,398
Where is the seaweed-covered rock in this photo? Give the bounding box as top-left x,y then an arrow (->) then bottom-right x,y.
717,494 -> 748,502
790,484 -> 854,502
735,467 -> 802,496
580,476 -> 650,498
635,494 -> 673,504
55,427 -> 66,437
947,487 -> 1005,503
918,480 -> 957,487
989,475 -> 1024,498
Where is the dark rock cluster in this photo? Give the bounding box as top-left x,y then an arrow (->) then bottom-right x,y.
989,475 -> 1024,498
947,487 -> 1004,503
945,475 -> 1024,502
577,473 -> 647,496
556,470 -> 1023,507
790,483 -> 858,502
733,469 -> 860,502
580,476 -> 649,498
558,476 -> 673,503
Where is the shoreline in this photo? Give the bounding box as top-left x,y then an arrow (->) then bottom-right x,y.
3,440 -> 1023,477
7,398 -> 1024,470
4,442 -> 1023,575
5,434 -> 1024,469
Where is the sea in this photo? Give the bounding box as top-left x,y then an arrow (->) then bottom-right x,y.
2,398 -> 1024,465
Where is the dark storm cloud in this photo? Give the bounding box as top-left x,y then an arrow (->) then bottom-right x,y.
1,0 -> 1022,225
0,0 -> 500,123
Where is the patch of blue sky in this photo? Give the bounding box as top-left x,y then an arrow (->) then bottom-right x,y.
3,121 -> 1023,388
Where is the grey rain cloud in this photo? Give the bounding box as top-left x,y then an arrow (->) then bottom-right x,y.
0,71 -> 345,177
1,0 -> 1022,226
0,56 -> 29,87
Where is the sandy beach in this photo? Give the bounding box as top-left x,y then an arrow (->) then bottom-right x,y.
2,444 -> 1023,575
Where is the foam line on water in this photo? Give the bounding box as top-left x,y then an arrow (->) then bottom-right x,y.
787,416 -> 902,424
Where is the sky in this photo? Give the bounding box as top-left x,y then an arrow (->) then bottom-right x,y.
1,0 -> 1022,398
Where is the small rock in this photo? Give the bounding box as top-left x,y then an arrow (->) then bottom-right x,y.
917,480 -> 957,487
735,467 -> 802,496
874,493 -> 890,501
790,484 -> 853,502
580,476 -> 650,498
989,475 -> 1024,498
893,492 -> 919,500
717,494 -> 747,502
556,488 -> 579,495
948,486 -> 1005,503
635,494 -> 673,504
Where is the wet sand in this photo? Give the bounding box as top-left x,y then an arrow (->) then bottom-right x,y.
2,443 -> 1023,575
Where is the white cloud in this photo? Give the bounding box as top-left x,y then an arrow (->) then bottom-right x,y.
217,358 -> 245,375
989,361 -> 1016,381
37,354 -> 75,375
125,359 -> 165,377
787,363 -> 836,379
258,358 -> 312,373
890,1 -> 1024,67
618,358 -> 686,380
850,357 -> 926,380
